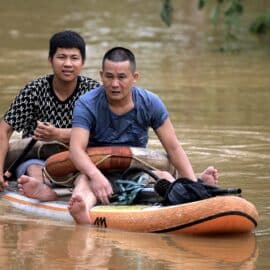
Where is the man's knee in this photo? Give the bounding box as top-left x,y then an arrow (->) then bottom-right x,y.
16,159 -> 45,178
26,164 -> 44,175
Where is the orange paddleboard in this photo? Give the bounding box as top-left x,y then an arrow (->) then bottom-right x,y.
2,191 -> 259,235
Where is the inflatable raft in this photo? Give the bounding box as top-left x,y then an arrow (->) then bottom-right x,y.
2,145 -> 259,235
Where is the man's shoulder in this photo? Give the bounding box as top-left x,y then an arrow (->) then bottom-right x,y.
79,85 -> 103,100
25,74 -> 51,86
133,86 -> 159,100
78,76 -> 100,89
19,75 -> 51,94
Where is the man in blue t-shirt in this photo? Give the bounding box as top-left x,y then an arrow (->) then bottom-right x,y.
67,47 -> 218,224
72,84 -> 168,148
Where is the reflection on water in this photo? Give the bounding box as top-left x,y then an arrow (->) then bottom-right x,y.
0,217 -> 259,270
0,0 -> 270,269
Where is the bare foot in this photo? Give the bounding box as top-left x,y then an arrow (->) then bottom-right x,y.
68,195 -> 92,225
17,175 -> 57,201
199,166 -> 218,185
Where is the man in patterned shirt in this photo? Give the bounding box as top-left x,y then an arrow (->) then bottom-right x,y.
0,30 -> 99,197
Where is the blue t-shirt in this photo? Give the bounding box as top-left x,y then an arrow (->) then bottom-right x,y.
72,86 -> 168,147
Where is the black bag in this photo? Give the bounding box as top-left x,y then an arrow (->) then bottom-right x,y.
155,178 -> 241,206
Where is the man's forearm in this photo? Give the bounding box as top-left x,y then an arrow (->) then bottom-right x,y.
0,138 -> 9,174
55,128 -> 72,144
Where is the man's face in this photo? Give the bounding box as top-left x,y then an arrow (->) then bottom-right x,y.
49,48 -> 84,82
100,59 -> 138,102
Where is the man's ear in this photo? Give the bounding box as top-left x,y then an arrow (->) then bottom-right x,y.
133,72 -> 139,83
99,70 -> 103,80
48,56 -> 52,65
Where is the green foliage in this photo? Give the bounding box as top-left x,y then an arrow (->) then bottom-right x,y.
197,0 -> 244,51
198,0 -> 270,37
199,0 -> 244,40
160,0 -> 173,27
160,0 -> 270,51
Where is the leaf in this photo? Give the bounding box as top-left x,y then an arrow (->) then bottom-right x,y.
160,0 -> 173,27
198,0 -> 207,10
225,0 -> 244,16
250,16 -> 268,34
210,3 -> 222,25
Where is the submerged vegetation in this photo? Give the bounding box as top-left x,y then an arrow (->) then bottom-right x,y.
160,0 -> 270,51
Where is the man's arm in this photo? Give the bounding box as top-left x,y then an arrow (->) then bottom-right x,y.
69,127 -> 113,204
154,118 -> 197,181
0,121 -> 14,190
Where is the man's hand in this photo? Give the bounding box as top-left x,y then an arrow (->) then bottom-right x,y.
34,121 -> 57,141
88,174 -> 113,205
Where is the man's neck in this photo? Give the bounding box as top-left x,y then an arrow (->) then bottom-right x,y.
52,77 -> 78,101
108,96 -> 134,115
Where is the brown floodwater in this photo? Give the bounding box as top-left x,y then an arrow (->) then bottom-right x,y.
0,1 -> 270,269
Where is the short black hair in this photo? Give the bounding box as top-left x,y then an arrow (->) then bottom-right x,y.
102,47 -> 136,73
48,30 -> 86,61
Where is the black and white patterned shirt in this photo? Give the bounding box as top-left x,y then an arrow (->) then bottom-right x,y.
4,74 -> 100,138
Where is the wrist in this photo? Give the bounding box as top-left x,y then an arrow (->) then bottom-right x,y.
56,128 -> 71,144
52,126 -> 59,141
87,169 -> 103,180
